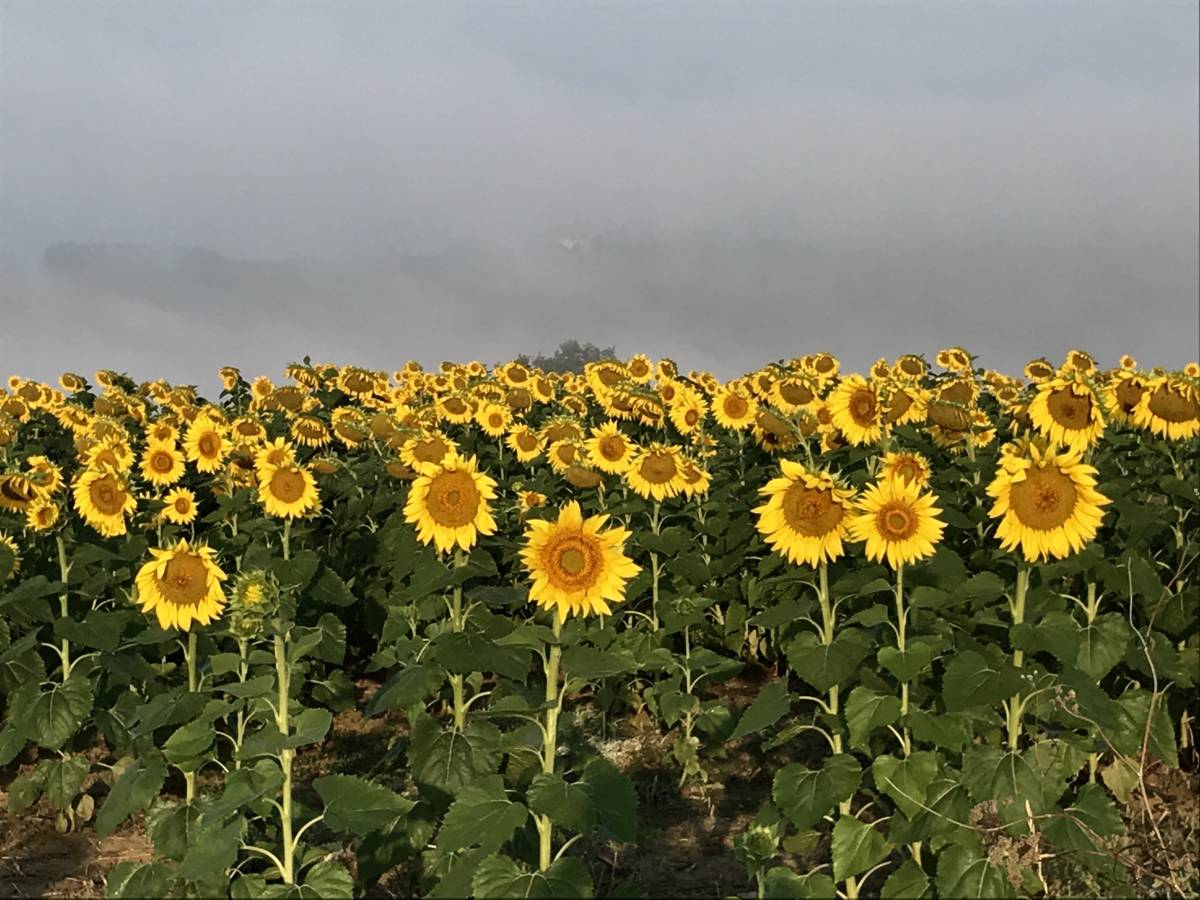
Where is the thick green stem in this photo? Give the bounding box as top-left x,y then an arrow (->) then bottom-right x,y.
56,535 -> 71,680
449,549 -> 468,731
184,630 -> 198,803
234,638 -> 249,769
537,616 -> 563,871
649,503 -> 661,631
816,562 -> 841,725
1007,566 -> 1030,751
894,563 -> 911,754
274,632 -> 295,884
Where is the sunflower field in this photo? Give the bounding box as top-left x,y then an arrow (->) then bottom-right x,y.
0,349 -> 1197,899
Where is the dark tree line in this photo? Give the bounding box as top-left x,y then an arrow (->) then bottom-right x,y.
513,340 -> 617,374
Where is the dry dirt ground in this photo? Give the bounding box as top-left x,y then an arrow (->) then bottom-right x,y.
2,673 -> 1196,898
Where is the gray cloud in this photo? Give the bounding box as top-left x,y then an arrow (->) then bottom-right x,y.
2,2 -> 1197,388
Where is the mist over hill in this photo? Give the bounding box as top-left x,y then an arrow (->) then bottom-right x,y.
4,228 -> 1195,393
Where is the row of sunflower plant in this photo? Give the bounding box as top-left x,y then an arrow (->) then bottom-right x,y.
0,347 -> 1196,898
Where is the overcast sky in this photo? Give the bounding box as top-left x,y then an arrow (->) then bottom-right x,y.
2,2 -> 1197,388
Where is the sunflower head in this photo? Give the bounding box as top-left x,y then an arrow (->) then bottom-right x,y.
26,498 -> 61,532
161,487 -> 199,525
404,452 -> 498,554
135,540 -> 227,632
257,463 -> 321,520
849,476 -> 946,569
755,461 -> 855,568
987,443 -> 1110,562
520,500 -> 640,621
625,444 -> 687,501
227,569 -> 283,638
0,533 -> 20,581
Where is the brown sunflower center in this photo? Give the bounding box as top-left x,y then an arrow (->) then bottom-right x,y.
892,458 -> 921,484
899,358 -> 923,376
443,397 -> 468,415
544,535 -> 600,589
684,409 -> 699,427
886,390 -> 914,423
849,389 -> 877,424
599,435 -> 626,461
1047,387 -> 1092,429
639,452 -> 678,484
597,368 -> 622,387
151,450 -> 174,472
90,476 -> 127,516
1010,466 -> 1078,531
723,395 -> 749,419
515,432 -> 539,452
781,486 -> 845,537
268,469 -> 307,504
779,381 -> 814,406
1114,379 -> 1146,413
875,502 -> 918,540
426,470 -> 480,528
1148,385 -> 1199,423
158,554 -> 208,607
412,437 -> 449,464
197,433 -> 220,458
174,496 -> 192,513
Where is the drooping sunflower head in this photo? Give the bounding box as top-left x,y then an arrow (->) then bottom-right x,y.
893,354 -> 927,381
1061,349 -> 1097,377
401,431 -> 457,470
257,463 -> 321,520
0,473 -> 38,511
135,540 -> 227,632
828,375 -> 883,446
404,452 -> 498,554
505,426 -> 543,463
986,443 -> 1110,562
755,460 -> 855,568
849,476 -> 946,569
936,346 -> 973,374
884,383 -> 928,426
586,421 -> 638,474
520,500 -> 640,621
679,459 -> 712,499
161,487 -> 199,525
331,408 -> 371,447
771,376 -> 818,415
290,415 -> 332,449
625,443 -> 688,501
880,451 -> 931,488
1131,377 -> 1200,441
219,366 -> 242,392
1024,358 -> 1056,384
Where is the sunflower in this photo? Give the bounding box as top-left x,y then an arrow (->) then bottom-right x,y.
936,347 -> 973,373
520,500 -> 640,621
668,391 -> 707,436
0,473 -> 38,511
711,385 -> 758,431
1103,371 -> 1148,426
771,376 -> 819,415
547,440 -> 585,475
257,463 -> 321,520
1024,359 -> 1056,383
59,372 -> 88,393
986,444 -> 1109,562
586,422 -> 637,474
893,355 -> 927,381
84,436 -> 135,473
290,415 -> 332,449
219,366 -> 242,391
506,426 -> 544,463
73,467 -> 136,537
24,455 -> 64,496
475,402 -> 512,438
401,431 -> 457,469
135,540 -> 227,631
140,442 -> 186,487
542,419 -> 584,446
679,459 -> 712,499
404,452 -> 498,553
880,451 -> 931,487
0,533 -> 19,580
625,444 -> 688,501
331,408 -> 371,447
183,419 -> 229,473
436,395 -> 475,425
161,487 -> 199,525
828,375 -> 883,445
1028,377 -> 1105,453
255,437 -> 298,474
849,476 -> 946,569
519,490 -> 547,514
1131,377 -> 1200,441
26,498 -> 60,532
755,461 -> 854,567
626,354 -> 654,384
